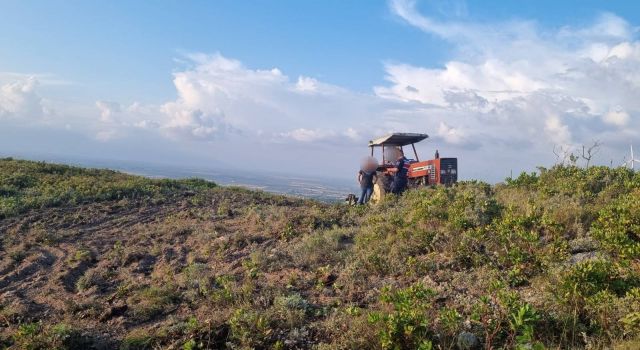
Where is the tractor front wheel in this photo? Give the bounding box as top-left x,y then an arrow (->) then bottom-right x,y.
370,179 -> 386,204
371,183 -> 385,204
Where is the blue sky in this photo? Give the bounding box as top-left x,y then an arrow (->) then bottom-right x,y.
3,0 -> 639,96
1,1 -> 447,99
1,0 -> 640,181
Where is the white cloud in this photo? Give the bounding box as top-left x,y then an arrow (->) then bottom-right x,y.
562,12 -> 634,42
280,128 -> 336,142
96,100 -> 121,122
0,77 -> 49,120
0,72 -> 75,87
160,104 -> 231,140
607,42 -> 640,60
437,122 -> 469,145
95,129 -> 118,142
133,119 -> 160,129
603,108 -> 630,126
295,76 -> 318,92
389,0 -> 471,40
544,115 -> 572,146
150,53 -> 387,143
85,54 -> 383,147
345,127 -> 361,141
379,0 -> 640,156
277,127 -> 363,143
6,6 -> 640,181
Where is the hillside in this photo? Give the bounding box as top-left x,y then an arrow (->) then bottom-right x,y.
1,158 -> 640,349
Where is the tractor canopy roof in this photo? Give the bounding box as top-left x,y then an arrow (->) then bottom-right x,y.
368,133 -> 429,147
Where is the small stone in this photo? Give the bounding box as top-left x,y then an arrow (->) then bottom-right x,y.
568,237 -> 598,254
568,251 -> 607,265
99,303 -> 128,321
320,272 -> 337,286
457,331 -> 480,350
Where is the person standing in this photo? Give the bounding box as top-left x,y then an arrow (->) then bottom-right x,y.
391,150 -> 409,195
357,167 -> 377,205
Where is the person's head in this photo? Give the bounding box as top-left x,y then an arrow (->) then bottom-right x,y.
360,156 -> 378,172
397,149 -> 404,159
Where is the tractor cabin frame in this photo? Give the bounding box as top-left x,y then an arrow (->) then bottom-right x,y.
368,133 -> 458,202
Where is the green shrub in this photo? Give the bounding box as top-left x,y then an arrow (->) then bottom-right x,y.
438,307 -> 462,349
271,293 -> 310,328
0,158 -> 216,219
291,228 -> 353,268
368,283 -> 436,350
6,159 -> 640,349
470,283 -> 543,349
75,270 -> 104,292
69,247 -> 94,264
558,260 -> 635,302
228,308 -> 272,348
555,260 -> 640,345
181,263 -> 213,297
506,171 -> 539,188
592,190 -> 640,258
10,322 -> 95,350
120,329 -> 154,350
127,286 -> 180,322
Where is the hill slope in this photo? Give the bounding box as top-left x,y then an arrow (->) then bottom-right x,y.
1,158 -> 640,349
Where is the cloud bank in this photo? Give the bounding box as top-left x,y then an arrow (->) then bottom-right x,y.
2,2 -> 640,180
0,77 -> 49,120
382,0 -> 640,153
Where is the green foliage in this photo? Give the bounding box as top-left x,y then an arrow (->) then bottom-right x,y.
15,322 -> 40,340
508,303 -> 542,348
438,307 -> 463,349
182,339 -> 197,350
9,249 -> 26,263
181,263 -> 213,297
120,330 -> 153,350
9,322 -> 95,350
555,260 -> 640,344
368,283 -> 436,350
0,158 -> 216,219
506,171 -> 539,188
470,283 -> 543,349
291,227 -> 353,268
592,190 -> 640,258
75,270 -> 104,292
5,160 -> 640,349
228,307 -> 273,349
558,260 -> 635,303
70,247 -> 94,264
621,311 -> 640,335
280,222 -> 297,240
209,275 -> 237,305
127,286 -> 180,322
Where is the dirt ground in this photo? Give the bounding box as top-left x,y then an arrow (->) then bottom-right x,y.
0,187 -> 343,348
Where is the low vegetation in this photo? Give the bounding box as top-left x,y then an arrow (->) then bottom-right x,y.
0,157 -> 216,220
1,158 -> 640,349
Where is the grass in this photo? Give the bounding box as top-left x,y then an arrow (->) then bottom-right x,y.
1,158 -> 640,348
127,286 -> 181,322
0,157 -> 216,219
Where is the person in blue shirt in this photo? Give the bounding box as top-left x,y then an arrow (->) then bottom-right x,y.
357,168 -> 377,205
391,150 -> 410,195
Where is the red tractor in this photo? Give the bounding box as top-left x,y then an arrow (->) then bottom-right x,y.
368,133 -> 458,202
